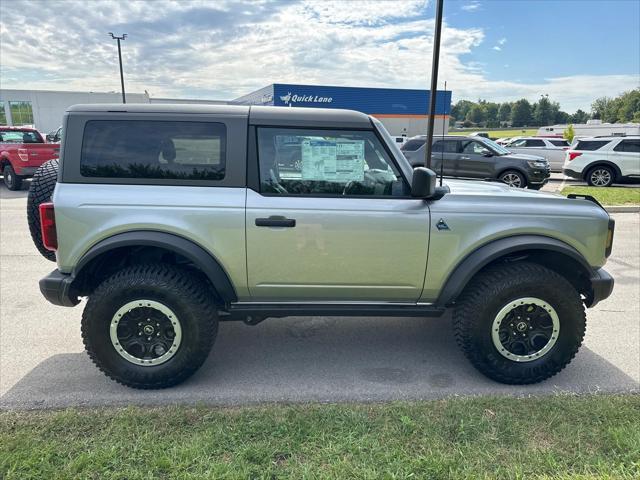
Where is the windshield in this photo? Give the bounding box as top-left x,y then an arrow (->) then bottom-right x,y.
370,117 -> 413,181
477,137 -> 510,155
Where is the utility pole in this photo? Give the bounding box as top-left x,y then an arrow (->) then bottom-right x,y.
424,0 -> 444,169
109,33 -> 127,103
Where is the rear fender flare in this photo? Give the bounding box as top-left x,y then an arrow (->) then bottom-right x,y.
73,231 -> 237,303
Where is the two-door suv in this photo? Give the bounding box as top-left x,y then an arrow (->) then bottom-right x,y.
34,104 -> 614,389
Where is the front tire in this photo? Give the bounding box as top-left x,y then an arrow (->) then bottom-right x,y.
498,170 -> 526,188
82,264 -> 218,389
453,262 -> 586,384
3,164 -> 23,190
586,165 -> 615,187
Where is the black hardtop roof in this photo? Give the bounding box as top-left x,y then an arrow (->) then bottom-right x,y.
66,103 -> 373,129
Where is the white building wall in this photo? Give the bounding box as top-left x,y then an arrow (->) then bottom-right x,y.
0,89 -> 150,132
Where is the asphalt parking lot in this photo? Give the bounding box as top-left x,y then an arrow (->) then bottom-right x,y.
1,181 -> 638,409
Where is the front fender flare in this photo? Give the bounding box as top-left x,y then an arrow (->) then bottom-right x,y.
435,234 -> 593,307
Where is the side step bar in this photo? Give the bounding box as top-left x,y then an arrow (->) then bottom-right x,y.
222,302 -> 446,320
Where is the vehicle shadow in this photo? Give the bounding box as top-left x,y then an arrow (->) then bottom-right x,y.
0,177 -> 31,199
2,315 -> 638,409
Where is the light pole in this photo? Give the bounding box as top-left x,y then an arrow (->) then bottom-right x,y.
109,33 -> 127,104
424,0 -> 444,169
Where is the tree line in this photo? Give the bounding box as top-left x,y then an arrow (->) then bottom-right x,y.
449,88 -> 640,128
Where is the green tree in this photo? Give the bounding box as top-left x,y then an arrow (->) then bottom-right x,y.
483,102 -> 500,127
498,103 -> 512,125
511,99 -> 532,127
564,124 -> 575,143
571,109 -> 589,124
450,100 -> 475,125
533,96 -> 555,126
554,111 -> 571,124
614,89 -> 640,122
466,104 -> 485,125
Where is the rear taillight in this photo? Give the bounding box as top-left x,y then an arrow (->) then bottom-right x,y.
568,151 -> 582,161
17,148 -> 29,161
39,202 -> 58,251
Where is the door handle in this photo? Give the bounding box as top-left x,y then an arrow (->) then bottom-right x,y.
255,216 -> 296,228
460,156 -> 470,160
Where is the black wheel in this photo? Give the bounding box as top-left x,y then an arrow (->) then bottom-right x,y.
498,170 -> 526,188
82,264 -> 218,389
3,164 -> 23,190
586,165 -> 615,187
27,160 -> 59,261
453,262 -> 586,384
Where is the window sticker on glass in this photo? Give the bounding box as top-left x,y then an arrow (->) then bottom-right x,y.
301,139 -> 364,182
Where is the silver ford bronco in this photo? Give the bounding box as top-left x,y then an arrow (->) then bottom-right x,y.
31,104 -> 615,389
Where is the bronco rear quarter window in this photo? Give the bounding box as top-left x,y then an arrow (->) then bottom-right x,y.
80,120 -> 226,180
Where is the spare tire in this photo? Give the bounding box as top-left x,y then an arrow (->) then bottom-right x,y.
27,160 -> 59,261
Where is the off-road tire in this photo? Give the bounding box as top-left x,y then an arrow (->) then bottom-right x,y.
82,264 -> 218,389
27,160 -> 59,261
586,165 -> 615,187
453,262 -> 586,384
3,164 -> 23,191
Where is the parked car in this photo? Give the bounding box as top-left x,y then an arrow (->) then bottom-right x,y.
31,103 -> 614,389
0,126 -> 60,190
46,126 -> 63,143
504,137 -> 569,172
563,136 -> 640,187
495,137 -> 513,146
401,135 -> 550,189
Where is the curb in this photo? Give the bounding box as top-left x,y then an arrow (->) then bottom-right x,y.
606,205 -> 640,213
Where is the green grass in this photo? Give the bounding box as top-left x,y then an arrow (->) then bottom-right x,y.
2,395 -> 639,479
449,128 -> 539,138
561,186 -> 640,206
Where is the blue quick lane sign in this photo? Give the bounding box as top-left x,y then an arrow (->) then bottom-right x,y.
272,83 -> 451,115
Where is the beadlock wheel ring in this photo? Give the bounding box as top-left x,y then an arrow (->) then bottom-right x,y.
110,300 -> 182,366
491,297 -> 560,362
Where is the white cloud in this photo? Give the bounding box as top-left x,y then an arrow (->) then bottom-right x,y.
461,2 -> 481,12
498,37 -> 507,45
492,46 -> 501,51
0,0 -> 637,112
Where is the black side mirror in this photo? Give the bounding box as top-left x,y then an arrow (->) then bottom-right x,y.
482,150 -> 493,157
46,134 -> 55,142
411,167 -> 437,198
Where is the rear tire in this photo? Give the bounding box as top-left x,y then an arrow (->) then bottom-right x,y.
498,170 -> 526,188
27,160 -> 59,261
82,264 -> 218,389
3,164 -> 23,190
453,262 -> 586,384
586,165 -> 615,187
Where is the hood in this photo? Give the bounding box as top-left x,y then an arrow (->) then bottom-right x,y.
504,152 -> 547,162
444,178 -> 558,198
439,178 -> 608,219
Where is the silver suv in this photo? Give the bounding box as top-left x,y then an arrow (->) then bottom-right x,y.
31,104 -> 614,389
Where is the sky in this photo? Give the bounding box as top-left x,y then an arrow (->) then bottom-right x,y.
0,0 -> 638,113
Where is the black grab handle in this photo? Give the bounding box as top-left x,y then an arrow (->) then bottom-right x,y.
255,216 -> 296,227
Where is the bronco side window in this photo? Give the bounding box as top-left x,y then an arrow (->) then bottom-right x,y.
80,120 -> 226,180
256,127 -> 410,197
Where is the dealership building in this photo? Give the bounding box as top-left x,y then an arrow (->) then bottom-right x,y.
1,84 -> 451,137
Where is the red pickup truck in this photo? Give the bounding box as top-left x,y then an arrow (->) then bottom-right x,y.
1,127 -> 60,190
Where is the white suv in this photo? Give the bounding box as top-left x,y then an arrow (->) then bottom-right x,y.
505,137 -> 569,172
563,136 -> 640,187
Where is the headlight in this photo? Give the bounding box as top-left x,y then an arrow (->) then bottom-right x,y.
527,160 -> 547,168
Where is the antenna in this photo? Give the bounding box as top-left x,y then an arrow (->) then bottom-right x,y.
439,81 -> 446,186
